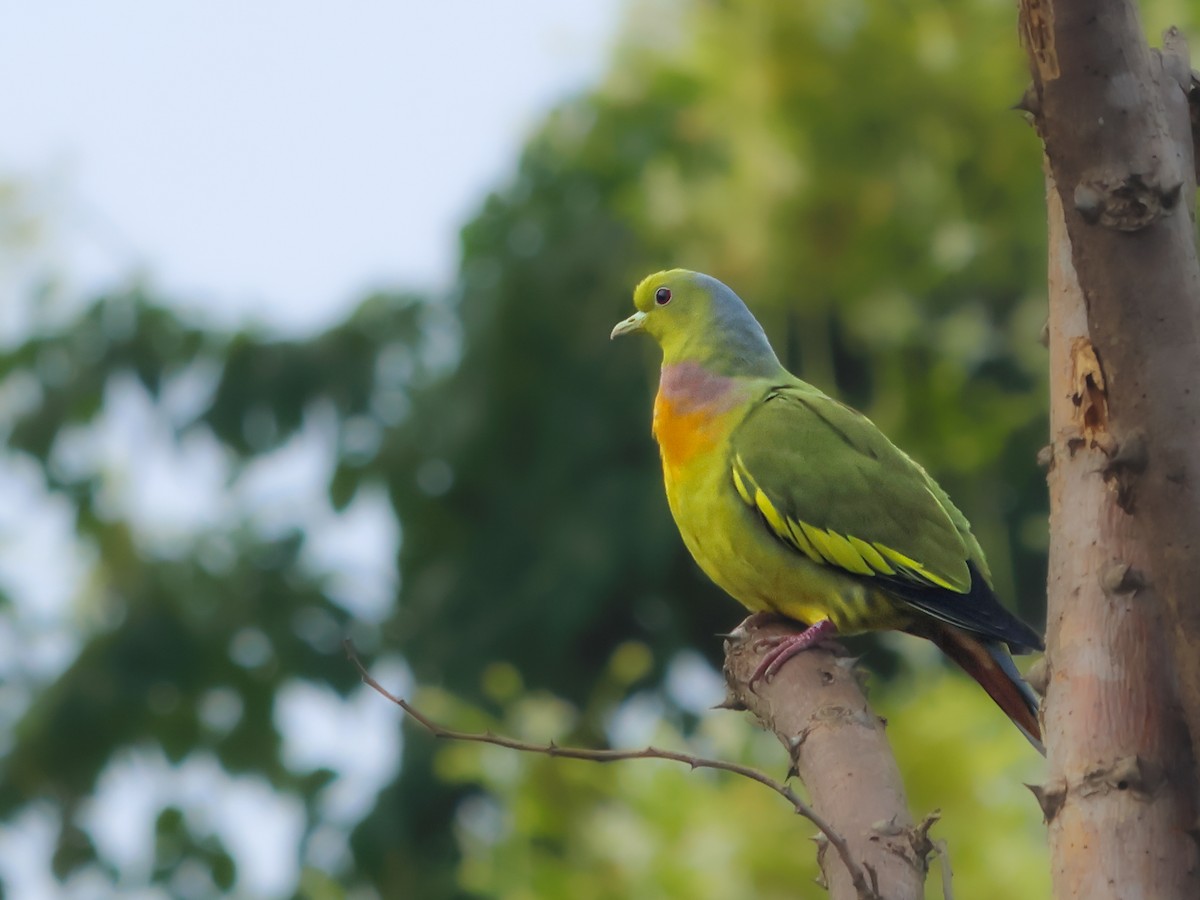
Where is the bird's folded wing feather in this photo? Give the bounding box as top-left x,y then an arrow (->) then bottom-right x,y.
729,384 -> 981,598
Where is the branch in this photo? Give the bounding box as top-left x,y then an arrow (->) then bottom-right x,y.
343,638 -> 880,899
722,615 -> 928,900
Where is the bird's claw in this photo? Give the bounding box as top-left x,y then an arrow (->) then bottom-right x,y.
748,620 -> 838,689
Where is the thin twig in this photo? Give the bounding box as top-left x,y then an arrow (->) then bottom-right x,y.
934,839 -> 954,900
344,639 -> 878,899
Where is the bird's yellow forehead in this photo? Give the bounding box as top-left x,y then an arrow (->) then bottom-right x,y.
633,269 -> 690,312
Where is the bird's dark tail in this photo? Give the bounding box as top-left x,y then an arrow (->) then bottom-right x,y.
930,624 -> 1044,755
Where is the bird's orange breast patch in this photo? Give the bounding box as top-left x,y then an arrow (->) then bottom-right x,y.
653,392 -> 728,480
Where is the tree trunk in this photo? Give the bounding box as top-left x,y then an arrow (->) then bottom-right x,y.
1040,165 -> 1199,899
1018,1 -> 1200,896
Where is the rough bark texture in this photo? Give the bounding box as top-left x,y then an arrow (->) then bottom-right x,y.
723,616 -> 927,900
1041,170 -> 1199,898
1018,1 -> 1200,896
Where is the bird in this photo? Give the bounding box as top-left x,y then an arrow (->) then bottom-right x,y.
611,268 -> 1045,753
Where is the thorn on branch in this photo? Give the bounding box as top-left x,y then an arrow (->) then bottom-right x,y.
911,819 -> 937,875
871,815 -> 905,838
1027,780 -> 1067,823
712,692 -> 748,711
1012,83 -> 1041,118
870,810 -> 942,876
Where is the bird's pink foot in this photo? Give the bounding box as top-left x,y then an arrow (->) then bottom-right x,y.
749,619 -> 838,688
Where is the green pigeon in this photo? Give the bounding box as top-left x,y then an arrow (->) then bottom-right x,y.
612,268 -> 1044,752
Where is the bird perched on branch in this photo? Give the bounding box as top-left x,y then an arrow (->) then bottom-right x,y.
612,269 -> 1045,752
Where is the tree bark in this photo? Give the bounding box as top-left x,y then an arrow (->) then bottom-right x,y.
1040,165 -> 1199,899
723,616 -> 928,900
1018,1 -> 1200,896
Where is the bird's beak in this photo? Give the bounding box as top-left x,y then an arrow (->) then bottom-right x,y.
610,311 -> 647,340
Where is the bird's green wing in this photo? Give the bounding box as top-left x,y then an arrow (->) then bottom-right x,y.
729,383 -> 987,602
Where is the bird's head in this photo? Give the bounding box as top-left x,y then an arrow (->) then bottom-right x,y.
611,268 -> 783,376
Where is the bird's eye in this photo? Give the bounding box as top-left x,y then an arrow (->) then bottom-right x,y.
655,287 -> 672,306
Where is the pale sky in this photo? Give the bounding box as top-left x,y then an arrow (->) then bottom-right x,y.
0,2 -> 627,896
0,0 -> 622,331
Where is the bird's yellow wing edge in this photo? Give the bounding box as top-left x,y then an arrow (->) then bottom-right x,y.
731,454 -> 961,592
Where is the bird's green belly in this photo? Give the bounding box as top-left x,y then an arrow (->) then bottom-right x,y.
665,458 -> 911,635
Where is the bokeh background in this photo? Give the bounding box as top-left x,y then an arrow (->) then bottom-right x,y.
2,1 -> 1195,898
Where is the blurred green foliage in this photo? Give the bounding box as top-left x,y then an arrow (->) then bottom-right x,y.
3,0 -> 1194,897
439,648 -> 1048,900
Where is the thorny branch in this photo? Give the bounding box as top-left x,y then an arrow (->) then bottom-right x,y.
344,639 -> 881,900
723,616 -> 929,899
